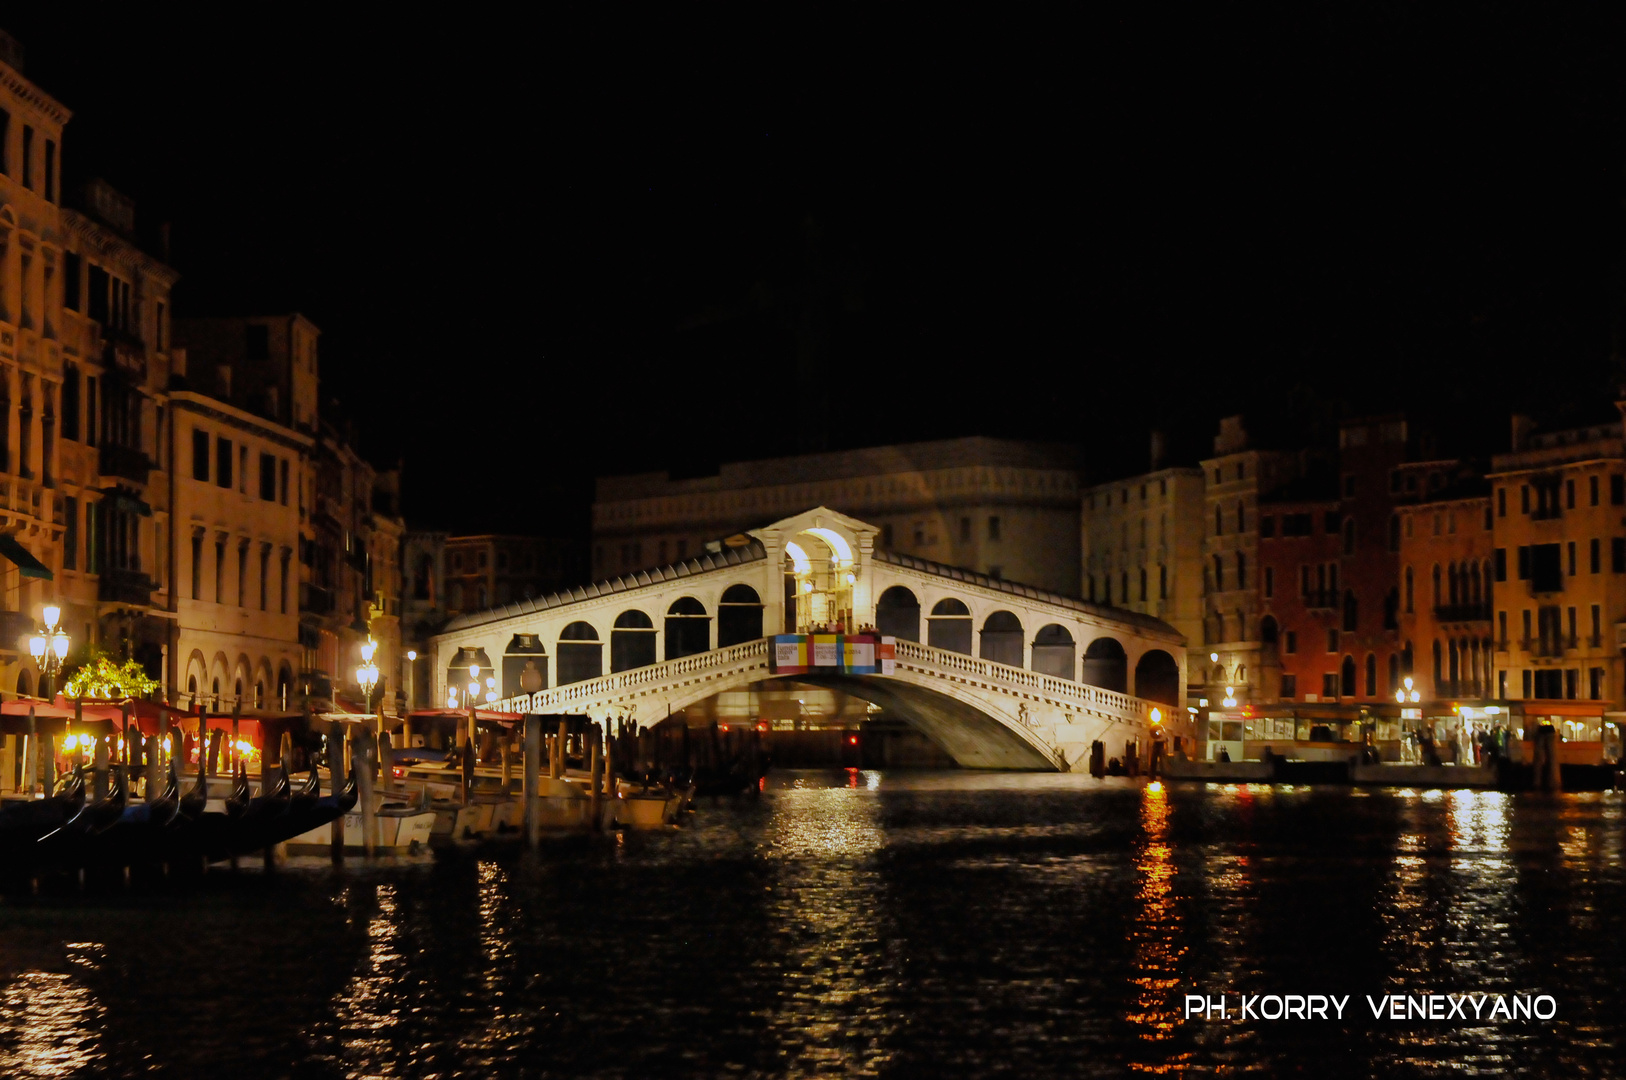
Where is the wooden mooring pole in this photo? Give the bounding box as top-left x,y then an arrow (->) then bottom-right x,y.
524,714 -> 541,848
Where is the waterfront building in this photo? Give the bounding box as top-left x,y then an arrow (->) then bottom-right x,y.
55,181 -> 179,693
304,417 -> 403,713
174,314 -> 405,714
165,349 -> 307,710
1080,433 -> 1205,667
0,35 -> 192,698
592,437 -> 1083,595
1394,464 -> 1493,700
1198,416 -> 1304,706
0,39 -> 73,693
1252,417 -> 1412,705
443,534 -> 583,615
1489,410 -> 1626,726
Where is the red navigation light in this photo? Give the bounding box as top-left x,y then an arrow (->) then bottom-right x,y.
757,721 -> 769,732
848,735 -> 858,745
718,723 -> 729,732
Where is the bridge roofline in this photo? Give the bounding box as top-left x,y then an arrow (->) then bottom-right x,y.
874,549 -> 1184,645
440,538 -> 767,633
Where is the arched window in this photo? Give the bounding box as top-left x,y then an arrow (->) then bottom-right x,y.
717,584 -> 763,647
979,611 -> 1024,667
557,622 -> 602,685
1134,649 -> 1180,705
17,670 -> 30,697
1365,653 -> 1377,697
1432,639 -> 1442,690
1402,640 -> 1413,676
1260,615 -> 1278,645
610,611 -> 655,672
1032,624 -> 1076,680
1404,566 -> 1414,613
1431,564 -> 1441,608
1340,655 -> 1356,698
503,633 -> 551,692
1343,590 -> 1357,632
1448,638 -> 1460,696
876,586 -> 921,641
1213,554 -> 1224,592
234,679 -> 244,704
1138,567 -> 1147,602
665,597 -> 710,659
927,598 -> 973,655
1236,500 -> 1246,532
187,674 -> 198,697
1081,637 -> 1128,693
255,681 -> 265,708
1448,563 -> 1459,605
1236,552 -> 1246,590
1388,652 -> 1400,693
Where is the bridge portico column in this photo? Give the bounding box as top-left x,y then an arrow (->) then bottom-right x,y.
854,531 -> 875,628
760,532 -> 786,637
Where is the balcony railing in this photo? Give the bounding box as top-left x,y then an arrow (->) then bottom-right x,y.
99,442 -> 151,485
302,583 -> 336,616
98,568 -> 156,606
1433,603 -> 1492,624
1521,635 -> 1573,659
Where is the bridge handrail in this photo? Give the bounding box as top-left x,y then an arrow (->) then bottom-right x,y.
518,636 -> 1154,728
890,639 -> 1147,718
525,639 -> 769,712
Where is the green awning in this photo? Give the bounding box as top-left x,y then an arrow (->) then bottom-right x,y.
0,535 -> 51,580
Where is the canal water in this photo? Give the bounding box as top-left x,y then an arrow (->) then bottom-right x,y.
0,772 -> 1621,1078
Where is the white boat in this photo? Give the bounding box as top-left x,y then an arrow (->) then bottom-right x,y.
286,794 -> 438,855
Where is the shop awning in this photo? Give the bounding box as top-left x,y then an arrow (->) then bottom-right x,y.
0,534 -> 51,580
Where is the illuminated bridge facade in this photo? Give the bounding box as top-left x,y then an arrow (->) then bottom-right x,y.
431,509 -> 1186,770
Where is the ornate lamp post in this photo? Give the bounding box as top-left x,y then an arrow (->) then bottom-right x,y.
355,637 -> 380,714
28,604 -> 70,701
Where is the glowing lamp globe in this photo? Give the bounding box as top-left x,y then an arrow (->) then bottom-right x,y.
42,605 -> 60,630
27,633 -> 45,660
51,629 -> 69,661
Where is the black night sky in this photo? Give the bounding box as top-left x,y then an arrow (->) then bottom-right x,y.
6,7 -> 1626,537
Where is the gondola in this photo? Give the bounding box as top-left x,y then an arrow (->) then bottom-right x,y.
64,761 -> 193,870
0,768 -> 86,864
198,762 -> 356,861
34,764 -> 131,865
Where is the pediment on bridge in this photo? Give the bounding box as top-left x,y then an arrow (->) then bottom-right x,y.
749,506 -> 878,551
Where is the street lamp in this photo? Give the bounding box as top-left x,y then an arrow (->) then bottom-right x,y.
1394,675 -> 1420,704
355,637 -> 380,713
28,604 -> 70,701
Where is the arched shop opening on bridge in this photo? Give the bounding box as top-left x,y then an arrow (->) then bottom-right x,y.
783,527 -> 857,633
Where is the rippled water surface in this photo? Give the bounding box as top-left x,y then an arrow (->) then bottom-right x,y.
0,772 -> 1622,1078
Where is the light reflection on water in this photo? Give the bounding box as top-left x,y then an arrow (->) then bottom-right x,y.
0,773 -> 1618,1077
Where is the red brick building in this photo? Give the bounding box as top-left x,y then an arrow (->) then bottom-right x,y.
1255,417 -> 1412,703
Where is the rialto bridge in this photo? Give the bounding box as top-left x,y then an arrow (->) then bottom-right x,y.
430,508 -> 1186,770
